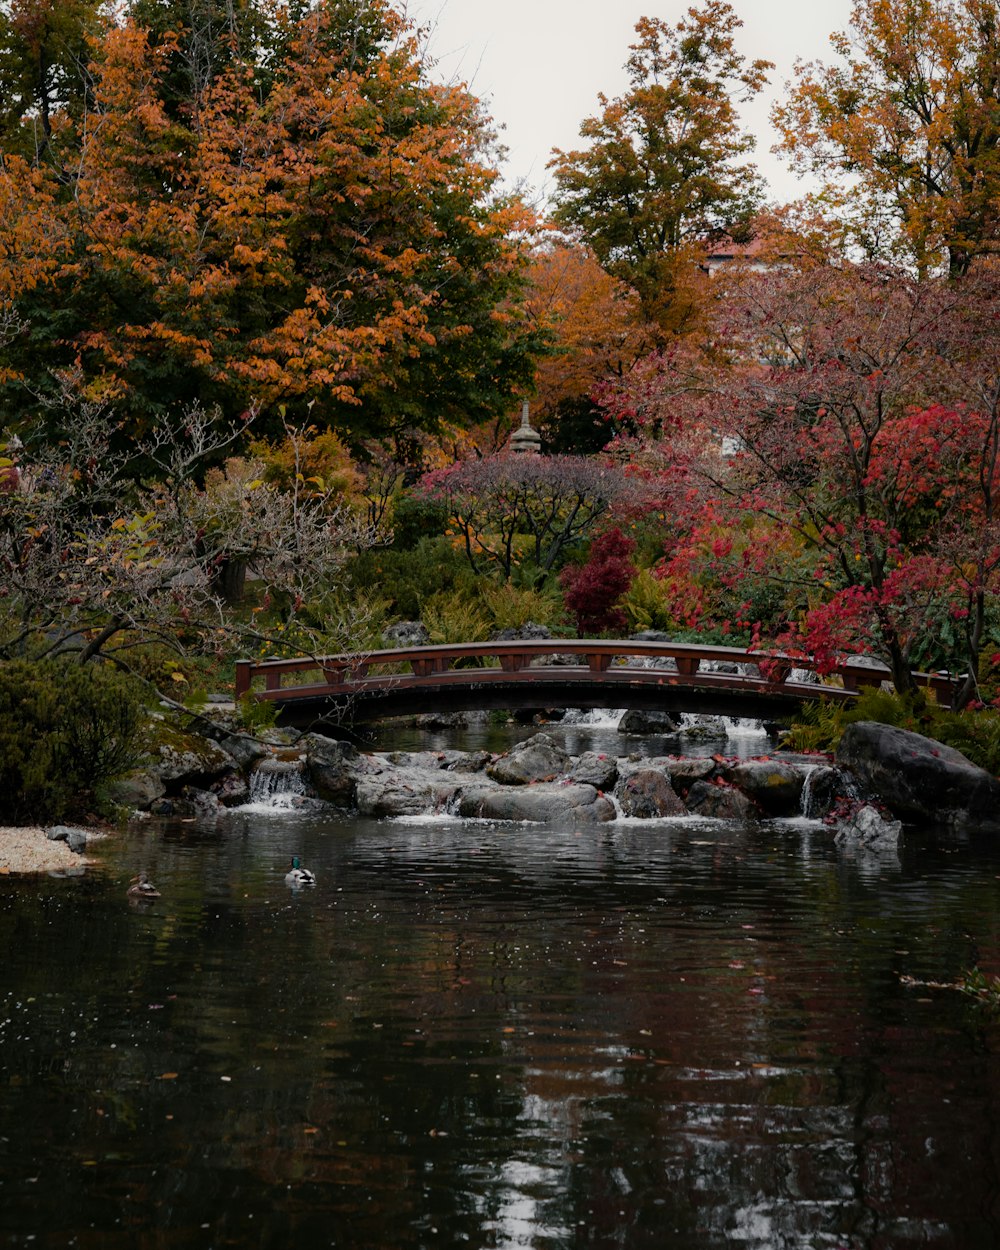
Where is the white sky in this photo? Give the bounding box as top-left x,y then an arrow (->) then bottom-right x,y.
402,0 -> 854,206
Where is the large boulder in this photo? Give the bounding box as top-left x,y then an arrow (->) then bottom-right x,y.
192,719 -> 270,770
615,768 -> 687,817
146,723 -> 237,787
415,710 -> 491,729
302,734 -> 367,807
569,751 -> 619,791
486,733 -> 570,785
457,781 -> 615,824
661,756 -> 716,796
836,721 -> 1000,829
354,767 -> 462,818
617,708 -> 681,735
108,768 -> 167,811
685,779 -> 761,822
678,714 -> 730,740
382,749 -> 491,773
726,759 -> 805,815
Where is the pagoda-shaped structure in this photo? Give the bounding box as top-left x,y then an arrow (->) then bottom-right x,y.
509,401 -> 541,455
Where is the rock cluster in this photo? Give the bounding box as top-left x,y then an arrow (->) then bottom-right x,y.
111,716 -> 1000,844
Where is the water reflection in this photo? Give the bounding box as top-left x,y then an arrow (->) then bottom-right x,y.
2,755 -> 1000,1246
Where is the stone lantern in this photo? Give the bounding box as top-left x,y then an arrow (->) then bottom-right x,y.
509,400 -> 542,455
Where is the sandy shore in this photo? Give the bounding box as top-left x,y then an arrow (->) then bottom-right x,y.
0,826 -> 95,874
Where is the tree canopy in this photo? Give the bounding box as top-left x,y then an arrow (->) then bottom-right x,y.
774,0 -> 1000,278
0,0 -> 542,451
548,1 -> 771,332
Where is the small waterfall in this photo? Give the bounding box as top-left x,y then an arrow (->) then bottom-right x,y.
561,708 -> 625,729
678,712 -> 767,740
799,764 -> 862,819
241,757 -> 310,812
799,765 -> 823,819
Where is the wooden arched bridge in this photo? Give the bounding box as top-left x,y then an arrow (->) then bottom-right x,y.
234,640 -> 959,729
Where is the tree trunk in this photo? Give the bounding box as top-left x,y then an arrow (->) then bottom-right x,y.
213,556 -> 247,606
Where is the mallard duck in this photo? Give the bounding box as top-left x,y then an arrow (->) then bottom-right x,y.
127,873 -> 161,899
284,856 -> 316,886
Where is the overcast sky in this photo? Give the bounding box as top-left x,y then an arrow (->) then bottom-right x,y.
402,0 -> 854,206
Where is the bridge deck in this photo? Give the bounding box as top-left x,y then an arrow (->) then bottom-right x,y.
234,640 -> 959,727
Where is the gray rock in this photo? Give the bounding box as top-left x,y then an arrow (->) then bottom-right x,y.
415,710 -> 490,729
457,781 -> 615,824
182,786 -> 222,815
486,733 -> 570,785
354,768 -> 461,818
836,721 -> 1000,828
200,727 -> 269,771
615,769 -> 687,817
302,733 -> 366,806
662,757 -> 717,792
679,715 -> 729,740
727,759 -> 805,815
685,780 -> 761,821
148,728 -> 237,786
833,803 -> 902,849
211,772 -> 251,807
45,825 -> 91,851
382,749 -> 490,773
383,620 -> 431,647
108,769 -> 166,811
569,751 -> 619,791
491,622 -> 553,641
617,708 -> 681,735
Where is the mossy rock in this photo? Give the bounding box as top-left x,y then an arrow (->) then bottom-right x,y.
145,720 -> 237,785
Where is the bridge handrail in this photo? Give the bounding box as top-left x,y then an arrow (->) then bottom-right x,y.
234,639 -> 960,703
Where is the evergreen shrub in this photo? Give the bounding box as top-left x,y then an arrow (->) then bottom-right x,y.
0,661 -> 144,823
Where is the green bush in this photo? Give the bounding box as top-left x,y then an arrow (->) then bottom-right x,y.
476,578 -> 565,632
388,493 -> 452,550
346,537 -> 474,620
0,660 -> 145,823
422,591 -> 491,644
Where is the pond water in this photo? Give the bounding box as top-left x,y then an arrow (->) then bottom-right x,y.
3,718 -> 1000,1248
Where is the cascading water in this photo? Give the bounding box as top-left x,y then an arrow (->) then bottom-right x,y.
560,708 -> 625,729
798,762 -> 862,819
239,756 -> 311,812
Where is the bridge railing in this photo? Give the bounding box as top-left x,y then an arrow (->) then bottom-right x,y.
234,640 -> 960,706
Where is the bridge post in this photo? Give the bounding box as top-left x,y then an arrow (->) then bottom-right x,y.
234,660 -> 253,699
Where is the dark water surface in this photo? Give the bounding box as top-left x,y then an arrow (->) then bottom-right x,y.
3,732 -> 1000,1247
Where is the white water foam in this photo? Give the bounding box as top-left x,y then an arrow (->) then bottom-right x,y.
232,758 -> 316,814
560,707 -> 625,729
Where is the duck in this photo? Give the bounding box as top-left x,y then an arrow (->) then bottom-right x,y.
284,856 -> 316,886
127,873 -> 161,899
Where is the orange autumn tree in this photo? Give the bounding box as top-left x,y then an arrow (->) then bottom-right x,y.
0,0 -> 542,452
525,240 -> 654,452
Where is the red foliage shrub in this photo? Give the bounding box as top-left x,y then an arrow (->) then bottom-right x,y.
560,528 -> 637,635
